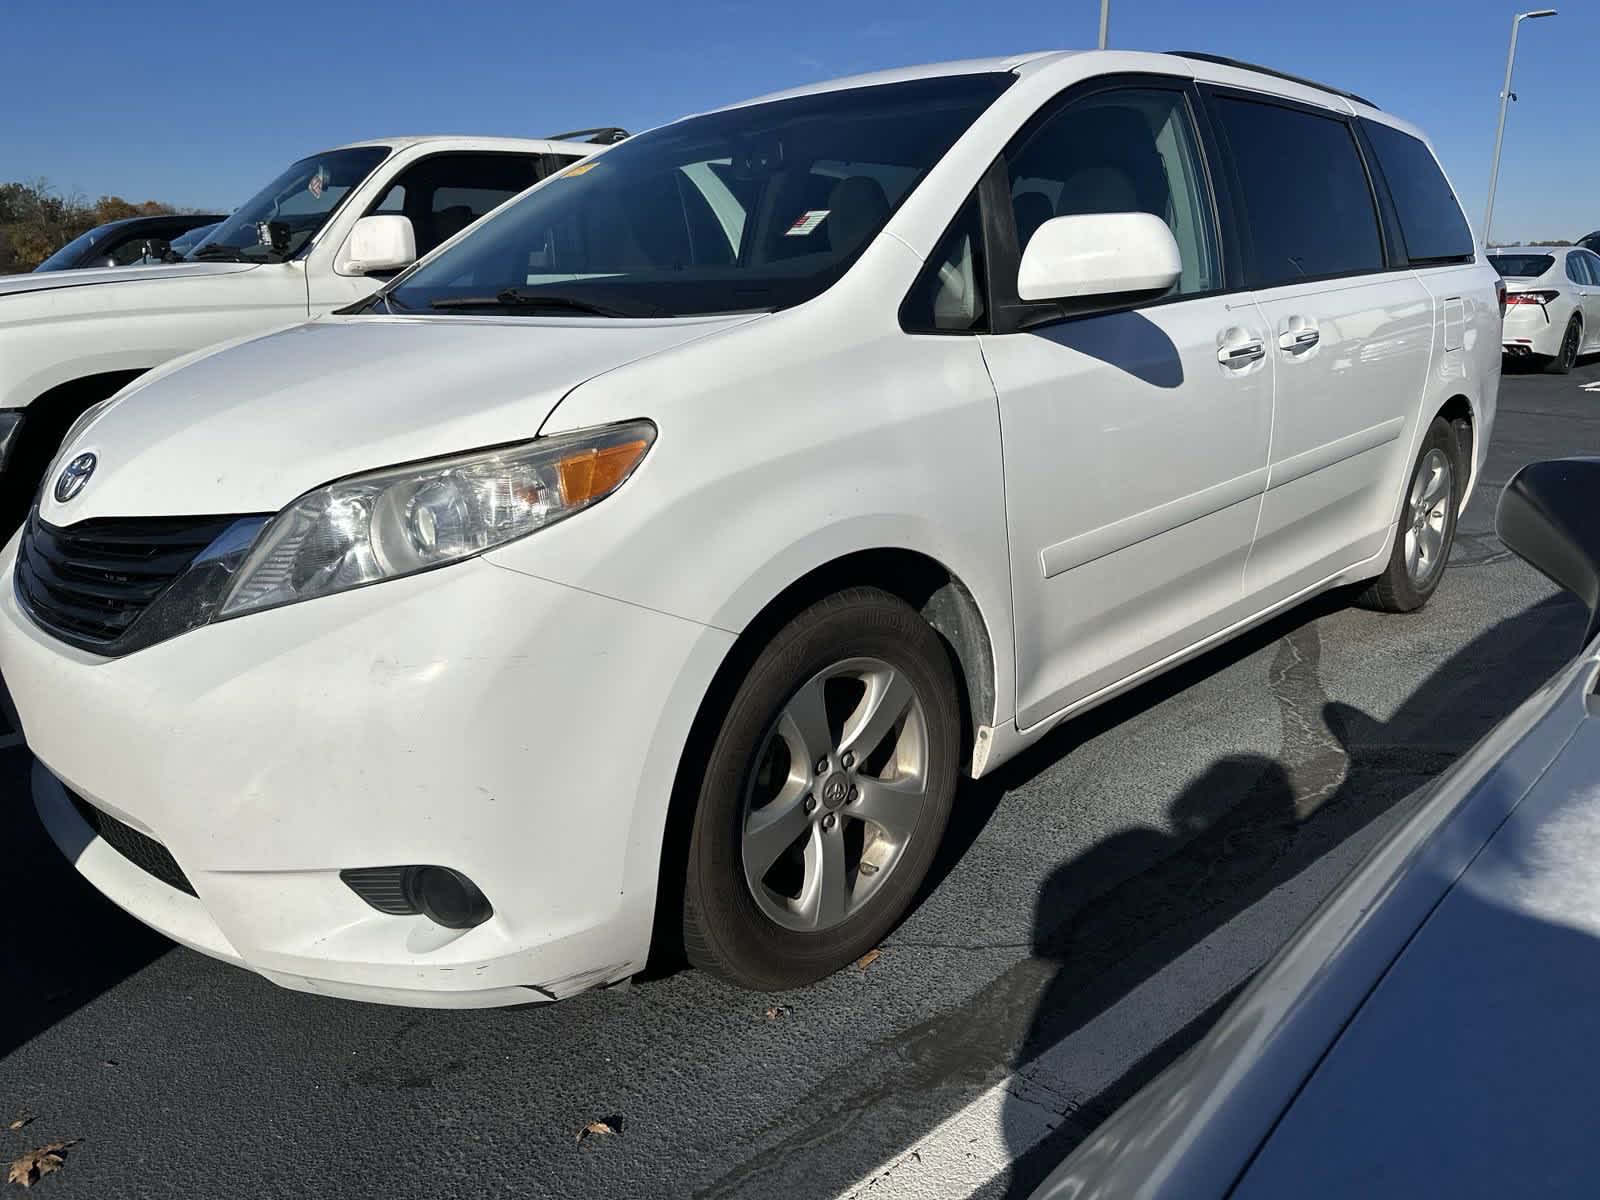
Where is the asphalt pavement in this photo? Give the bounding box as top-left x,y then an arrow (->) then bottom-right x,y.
4,357 -> 1599,1199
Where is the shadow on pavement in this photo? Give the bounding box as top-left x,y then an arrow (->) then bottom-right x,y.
0,740 -> 171,1061
998,590 -> 1585,1196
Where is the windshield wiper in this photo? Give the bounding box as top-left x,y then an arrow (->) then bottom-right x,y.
429,288 -> 666,318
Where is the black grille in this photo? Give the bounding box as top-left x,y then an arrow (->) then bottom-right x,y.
15,510 -> 240,652
68,790 -> 196,896
340,866 -> 417,915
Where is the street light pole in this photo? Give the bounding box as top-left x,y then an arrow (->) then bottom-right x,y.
1484,8 -> 1557,245
1098,0 -> 1110,49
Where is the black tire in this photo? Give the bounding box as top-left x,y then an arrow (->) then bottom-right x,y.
683,587 -> 960,991
1358,415 -> 1460,613
1544,316 -> 1581,375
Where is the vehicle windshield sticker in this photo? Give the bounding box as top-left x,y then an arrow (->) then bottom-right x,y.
308,169 -> 326,199
561,161 -> 600,178
785,209 -> 829,237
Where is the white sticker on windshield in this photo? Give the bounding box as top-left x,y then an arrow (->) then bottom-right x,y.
784,209 -> 829,237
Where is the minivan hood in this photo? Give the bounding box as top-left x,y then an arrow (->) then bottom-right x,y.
0,260 -> 256,298
42,313 -> 759,522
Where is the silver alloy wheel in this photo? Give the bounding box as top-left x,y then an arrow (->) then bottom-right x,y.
741,656 -> 929,933
1404,447 -> 1454,586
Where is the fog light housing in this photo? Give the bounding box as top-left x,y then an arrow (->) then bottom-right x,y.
340,864 -> 493,930
405,866 -> 493,930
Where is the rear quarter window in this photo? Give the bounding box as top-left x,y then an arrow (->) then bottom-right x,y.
1361,120 -> 1474,265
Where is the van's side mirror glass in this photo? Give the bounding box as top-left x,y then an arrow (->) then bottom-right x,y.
337,215 -> 418,277
1497,457 -> 1600,645
1016,212 -> 1181,304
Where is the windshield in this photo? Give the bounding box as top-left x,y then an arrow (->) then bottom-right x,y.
1489,253 -> 1554,278
33,225 -> 111,272
196,146 -> 389,261
388,75 -> 1011,317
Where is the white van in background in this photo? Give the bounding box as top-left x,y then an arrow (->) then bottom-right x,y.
0,130 -> 618,526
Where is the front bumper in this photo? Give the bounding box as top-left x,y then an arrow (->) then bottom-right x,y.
1,550 -> 733,1007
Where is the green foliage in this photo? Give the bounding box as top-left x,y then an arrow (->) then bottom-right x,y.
0,179 -> 181,273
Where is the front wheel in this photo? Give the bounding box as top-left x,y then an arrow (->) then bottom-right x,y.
683,587 -> 960,991
1358,415 -> 1459,613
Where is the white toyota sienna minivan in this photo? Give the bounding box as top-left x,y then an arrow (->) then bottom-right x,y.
0,50 -> 1499,1007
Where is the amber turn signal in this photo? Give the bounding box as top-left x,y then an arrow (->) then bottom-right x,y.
557,439 -> 650,506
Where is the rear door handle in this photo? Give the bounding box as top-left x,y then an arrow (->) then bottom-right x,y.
1218,338 -> 1265,366
1279,327 -> 1320,351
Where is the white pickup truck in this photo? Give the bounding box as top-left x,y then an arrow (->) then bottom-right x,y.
0,130 -> 617,525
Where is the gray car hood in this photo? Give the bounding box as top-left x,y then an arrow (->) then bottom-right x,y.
1233,713 -> 1600,1197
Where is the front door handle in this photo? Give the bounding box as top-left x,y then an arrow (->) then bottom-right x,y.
1279,327 -> 1320,351
1218,338 -> 1265,366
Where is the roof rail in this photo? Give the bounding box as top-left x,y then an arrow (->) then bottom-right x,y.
1167,51 -> 1379,111
546,127 -> 630,145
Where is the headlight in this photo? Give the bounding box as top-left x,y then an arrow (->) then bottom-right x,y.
219,421 -> 654,618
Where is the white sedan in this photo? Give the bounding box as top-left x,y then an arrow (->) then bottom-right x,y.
1493,244 -> 1600,373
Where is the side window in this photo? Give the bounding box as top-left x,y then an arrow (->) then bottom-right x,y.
104,235 -> 157,266
1566,253 -> 1588,286
901,194 -> 987,333
1213,96 -> 1383,287
370,153 -> 544,258
1584,252 -> 1600,284
371,184 -> 406,215
1005,88 -> 1220,298
1360,120 -> 1474,265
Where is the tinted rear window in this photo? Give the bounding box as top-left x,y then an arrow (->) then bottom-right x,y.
1489,254 -> 1553,278
1213,97 -> 1383,287
1361,120 -> 1474,264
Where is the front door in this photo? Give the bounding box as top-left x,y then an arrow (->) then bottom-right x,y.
979,82 -> 1274,729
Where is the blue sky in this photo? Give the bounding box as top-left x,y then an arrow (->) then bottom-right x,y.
4,0 -> 1592,243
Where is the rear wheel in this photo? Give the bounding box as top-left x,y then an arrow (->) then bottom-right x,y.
683,587 -> 960,991
1358,416 -> 1459,612
1544,316 -> 1581,375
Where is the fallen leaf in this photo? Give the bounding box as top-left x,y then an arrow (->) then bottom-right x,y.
5,1114 -> 31,1133
575,1116 -> 623,1145
7,1140 -> 78,1188
856,948 -> 883,971
763,1005 -> 792,1020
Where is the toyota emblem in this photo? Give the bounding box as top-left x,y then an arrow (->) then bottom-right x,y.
54,452 -> 97,503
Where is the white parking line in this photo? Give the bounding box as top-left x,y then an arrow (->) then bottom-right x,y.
832,798 -> 1413,1200
1581,381 -> 1600,392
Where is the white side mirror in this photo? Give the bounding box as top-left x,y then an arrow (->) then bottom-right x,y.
1016,212 -> 1182,303
337,215 -> 417,277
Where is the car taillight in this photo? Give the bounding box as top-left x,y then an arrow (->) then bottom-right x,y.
1506,289 -> 1560,306
1496,278 -> 1506,319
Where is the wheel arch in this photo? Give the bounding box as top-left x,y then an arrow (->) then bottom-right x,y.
645,546 -> 1001,972
1434,392 -> 1475,510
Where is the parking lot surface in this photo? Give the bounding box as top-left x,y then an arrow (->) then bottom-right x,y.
4,359 -> 1599,1199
